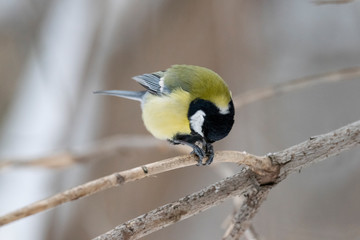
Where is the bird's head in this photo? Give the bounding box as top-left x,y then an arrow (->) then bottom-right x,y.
188,98 -> 235,143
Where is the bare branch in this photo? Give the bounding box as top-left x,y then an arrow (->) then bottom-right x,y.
222,188 -> 270,240
0,151 -> 272,226
233,66 -> 360,109
95,169 -> 260,240
222,120 -> 360,239
93,120 -> 360,240
223,201 -> 265,240
313,0 -> 355,5
0,135 -> 185,170
0,152 -> 76,169
244,225 -> 262,240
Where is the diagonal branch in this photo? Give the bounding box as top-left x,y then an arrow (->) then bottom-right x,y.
94,120 -> 360,240
95,169 -> 261,240
244,225 -> 262,240
0,151 -> 274,226
233,66 -> 360,109
223,119 -> 360,239
222,188 -> 270,240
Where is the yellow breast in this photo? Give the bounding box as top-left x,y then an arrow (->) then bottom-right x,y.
142,89 -> 192,140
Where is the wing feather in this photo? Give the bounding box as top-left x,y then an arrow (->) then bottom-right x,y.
132,72 -> 170,95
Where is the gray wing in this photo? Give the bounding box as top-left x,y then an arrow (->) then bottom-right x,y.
132,71 -> 170,95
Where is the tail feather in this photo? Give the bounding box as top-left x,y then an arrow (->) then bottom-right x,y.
94,90 -> 146,102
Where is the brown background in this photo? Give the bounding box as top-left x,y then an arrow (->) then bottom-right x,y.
1,1 -> 360,239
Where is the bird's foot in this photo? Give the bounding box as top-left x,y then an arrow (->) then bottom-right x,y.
204,143 -> 214,165
190,145 -> 205,166
170,134 -> 214,166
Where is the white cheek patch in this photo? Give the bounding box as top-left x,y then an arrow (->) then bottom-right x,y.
219,106 -> 230,115
190,110 -> 206,137
159,77 -> 165,92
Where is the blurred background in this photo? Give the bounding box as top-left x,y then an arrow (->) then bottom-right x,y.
1,0 -> 360,239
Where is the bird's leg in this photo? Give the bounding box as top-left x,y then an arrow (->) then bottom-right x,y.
198,139 -> 214,165
170,134 -> 205,166
204,142 -> 214,165
190,144 -> 206,166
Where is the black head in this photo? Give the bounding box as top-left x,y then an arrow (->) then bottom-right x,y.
188,98 -> 235,143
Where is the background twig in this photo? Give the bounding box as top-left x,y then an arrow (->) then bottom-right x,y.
233,66 -> 360,109
244,225 -> 261,240
0,135 -> 183,170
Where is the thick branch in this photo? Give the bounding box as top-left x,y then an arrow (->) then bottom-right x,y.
222,120 -> 360,239
273,120 -> 360,181
95,169 -> 258,240
94,120 -> 360,240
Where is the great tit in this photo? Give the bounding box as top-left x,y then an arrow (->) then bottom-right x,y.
95,65 -> 235,165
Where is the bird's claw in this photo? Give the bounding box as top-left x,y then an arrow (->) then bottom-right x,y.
204,153 -> 214,165
191,142 -> 214,166
191,146 -> 205,166
204,143 -> 214,165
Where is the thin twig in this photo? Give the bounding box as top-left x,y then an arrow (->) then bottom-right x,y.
222,188 -> 270,240
0,135 -> 185,170
313,0 -> 355,5
244,225 -> 261,240
94,120 -> 360,240
0,151 -> 273,226
223,201 -> 264,240
233,66 -> 360,109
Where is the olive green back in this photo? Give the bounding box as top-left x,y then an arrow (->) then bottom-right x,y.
164,65 -> 231,108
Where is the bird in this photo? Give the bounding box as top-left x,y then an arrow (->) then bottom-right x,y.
94,65 -> 235,165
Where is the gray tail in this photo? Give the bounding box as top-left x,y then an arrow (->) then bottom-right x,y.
93,90 -> 146,102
